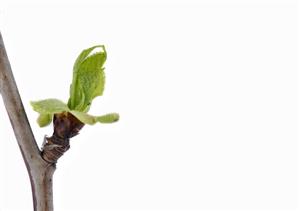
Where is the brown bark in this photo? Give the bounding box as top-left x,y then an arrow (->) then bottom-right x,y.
0,31 -> 56,211
42,112 -> 84,163
0,31 -> 85,211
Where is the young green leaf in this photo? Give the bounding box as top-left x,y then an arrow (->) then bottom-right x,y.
31,99 -> 69,114
68,45 -> 107,112
70,110 -> 119,125
30,46 -> 119,129
37,114 -> 53,127
73,45 -> 105,69
96,113 -> 120,123
30,99 -> 69,127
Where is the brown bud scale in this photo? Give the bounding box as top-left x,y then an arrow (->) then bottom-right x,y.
41,112 -> 84,163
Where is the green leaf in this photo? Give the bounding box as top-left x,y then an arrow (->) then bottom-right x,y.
73,45 -> 105,69
96,113 -> 120,123
70,110 -> 119,125
30,99 -> 69,114
30,99 -> 69,127
37,114 -> 53,127
68,45 -> 107,112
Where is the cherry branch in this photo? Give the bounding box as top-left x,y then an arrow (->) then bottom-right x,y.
0,31 -> 55,211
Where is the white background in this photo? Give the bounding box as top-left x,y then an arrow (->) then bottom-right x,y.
0,0 -> 298,210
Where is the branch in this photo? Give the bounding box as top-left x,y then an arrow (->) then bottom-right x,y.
0,32 -> 42,163
0,31 -> 55,211
0,32 -> 117,211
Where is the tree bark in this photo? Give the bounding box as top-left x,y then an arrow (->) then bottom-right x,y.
31,163 -> 55,211
0,31 -> 55,211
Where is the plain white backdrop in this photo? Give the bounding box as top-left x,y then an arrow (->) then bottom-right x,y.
0,0 -> 298,210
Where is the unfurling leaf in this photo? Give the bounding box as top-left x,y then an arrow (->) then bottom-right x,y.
96,113 -> 120,123
68,45 -> 106,112
70,110 -> 119,125
30,45 -> 119,130
30,99 -> 69,127
37,114 -> 53,127
30,99 -> 69,114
